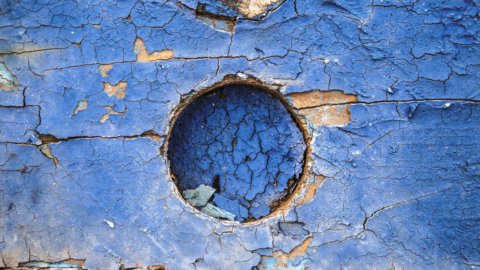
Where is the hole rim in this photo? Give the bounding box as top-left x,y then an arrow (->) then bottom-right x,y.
163,75 -> 313,225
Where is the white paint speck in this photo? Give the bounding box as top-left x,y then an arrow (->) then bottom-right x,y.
104,219 -> 115,228
237,72 -> 248,79
444,103 -> 451,108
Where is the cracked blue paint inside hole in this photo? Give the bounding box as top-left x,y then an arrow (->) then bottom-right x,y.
168,84 -> 307,222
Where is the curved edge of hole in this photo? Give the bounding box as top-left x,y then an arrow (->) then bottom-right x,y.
162,75 -> 313,225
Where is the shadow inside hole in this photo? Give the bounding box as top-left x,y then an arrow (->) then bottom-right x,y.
168,84 -> 306,222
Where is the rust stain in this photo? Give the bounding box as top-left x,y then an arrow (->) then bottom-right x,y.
73,99 -> 88,115
99,106 -> 125,123
284,237 -> 313,260
120,264 -> 168,270
134,38 -> 174,62
38,134 -> 60,144
39,145 -> 59,167
258,237 -> 313,269
147,265 -> 168,270
288,90 -> 357,109
296,175 -> 325,205
300,105 -> 353,127
196,3 -> 236,33
60,258 -> 85,268
99,64 -> 113,77
221,0 -> 283,18
103,81 -> 127,99
288,90 -> 358,127
141,131 -> 163,142
273,173 -> 322,217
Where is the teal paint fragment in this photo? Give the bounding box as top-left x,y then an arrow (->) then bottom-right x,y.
182,184 -> 216,207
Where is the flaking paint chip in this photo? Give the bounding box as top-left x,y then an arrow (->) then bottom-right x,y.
134,38 -> 174,62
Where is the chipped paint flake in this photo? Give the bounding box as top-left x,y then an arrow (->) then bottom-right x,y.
300,105 -> 353,127
288,90 -> 358,127
73,99 -> 88,116
99,106 -> 124,123
98,64 -> 113,77
221,0 -> 283,18
103,82 -> 127,99
39,145 -> 59,167
295,175 -> 325,205
134,38 -> 174,62
288,90 -> 357,109
257,237 -> 313,269
0,62 -> 18,91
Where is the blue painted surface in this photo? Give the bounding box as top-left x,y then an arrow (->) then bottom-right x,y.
0,0 -> 479,269
168,85 -> 305,221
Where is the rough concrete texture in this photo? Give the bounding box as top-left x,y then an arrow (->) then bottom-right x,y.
0,0 -> 479,269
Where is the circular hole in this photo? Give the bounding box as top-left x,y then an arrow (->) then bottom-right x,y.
167,84 -> 307,222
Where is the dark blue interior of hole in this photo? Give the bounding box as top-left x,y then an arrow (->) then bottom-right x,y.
168,85 -> 306,222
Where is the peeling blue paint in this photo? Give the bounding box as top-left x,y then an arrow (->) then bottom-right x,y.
0,0 -> 479,269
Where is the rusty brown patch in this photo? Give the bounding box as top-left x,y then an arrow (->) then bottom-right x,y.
300,105 -> 353,127
147,265 -> 168,270
99,64 -> 113,77
295,175 -> 325,205
141,130 -> 163,142
121,263 -> 168,270
39,145 -> 59,167
257,237 -> 313,269
287,90 -> 358,127
288,90 -> 357,108
73,99 -> 88,115
60,259 -> 85,268
103,82 -> 127,99
0,82 -> 18,91
221,0 -> 283,18
134,38 -> 174,62
38,134 -> 60,144
99,106 -> 125,123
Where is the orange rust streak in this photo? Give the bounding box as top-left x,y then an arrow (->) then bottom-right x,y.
98,64 -> 113,77
99,106 -> 124,123
288,237 -> 313,258
300,104 -> 353,127
134,38 -> 174,62
221,0 -> 282,18
103,81 -> 127,99
259,237 -> 313,269
288,90 -> 357,109
60,259 -> 86,268
296,175 -> 326,205
39,145 -> 59,167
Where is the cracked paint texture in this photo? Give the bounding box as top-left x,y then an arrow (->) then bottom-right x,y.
168,85 -> 305,222
0,0 -> 479,269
